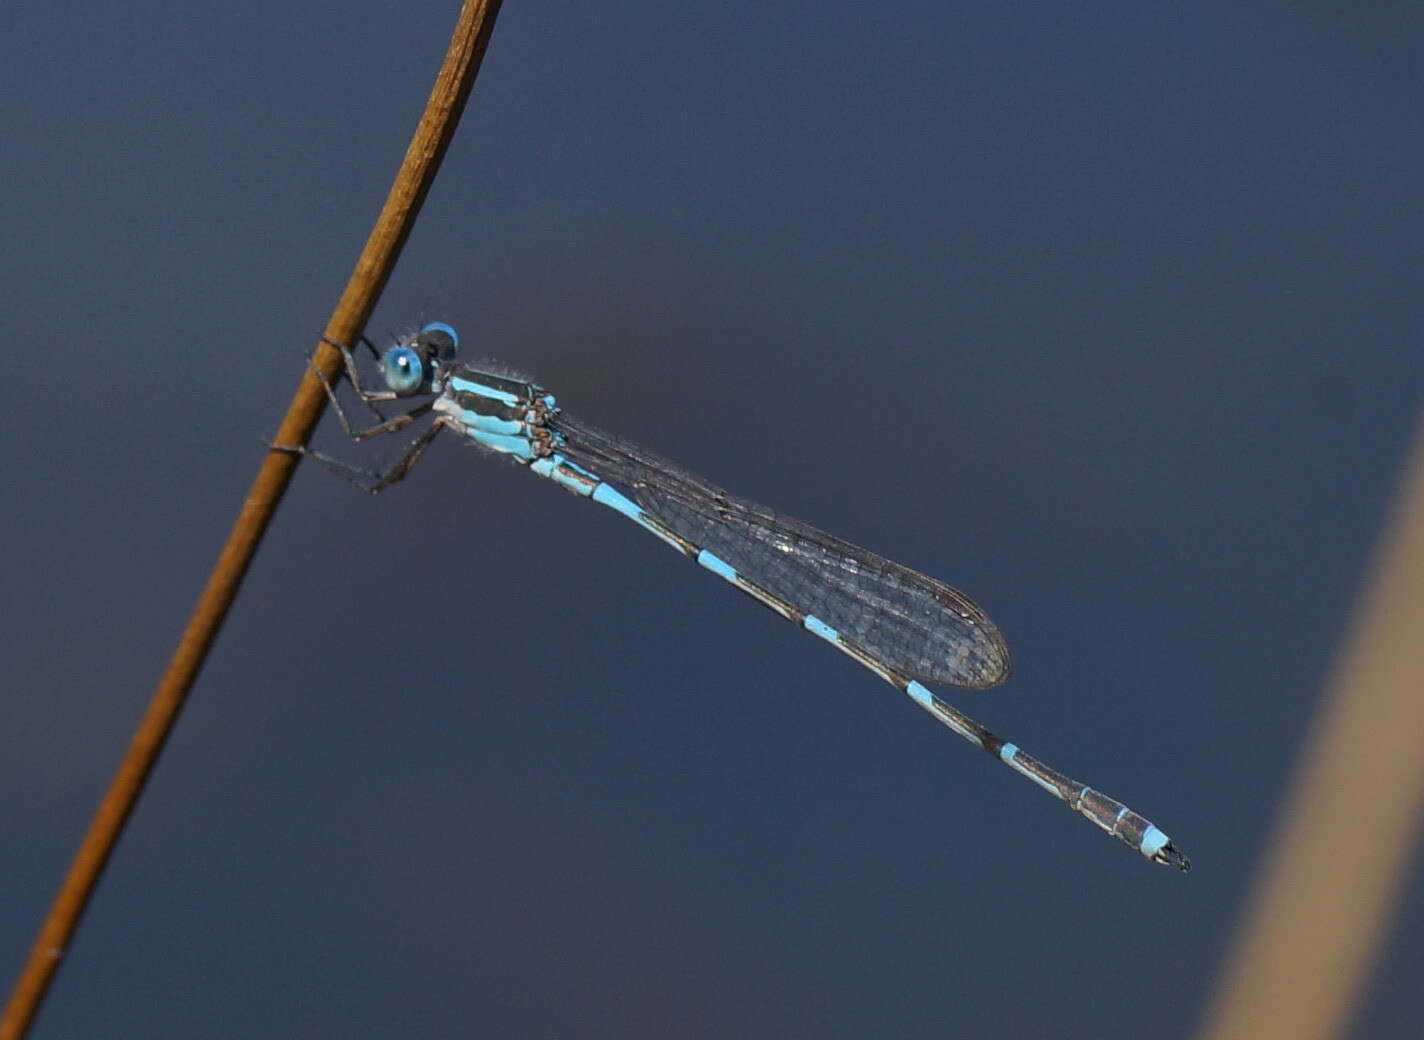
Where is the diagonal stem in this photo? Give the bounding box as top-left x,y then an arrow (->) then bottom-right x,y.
0,3 -> 504,1036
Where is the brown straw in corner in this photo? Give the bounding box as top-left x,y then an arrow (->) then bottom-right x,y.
0,3 -> 504,1036
1197,416 -> 1424,1040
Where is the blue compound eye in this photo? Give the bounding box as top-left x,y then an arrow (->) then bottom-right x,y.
420,321 -> 459,352
417,322 -> 459,366
381,345 -> 426,395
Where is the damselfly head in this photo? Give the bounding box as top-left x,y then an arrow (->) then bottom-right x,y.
380,322 -> 460,396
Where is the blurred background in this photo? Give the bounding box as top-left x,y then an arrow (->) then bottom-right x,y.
2,2 -> 1421,1037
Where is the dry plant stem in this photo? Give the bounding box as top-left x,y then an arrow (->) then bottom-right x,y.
1197,415 -> 1424,1040
0,3 -> 504,1037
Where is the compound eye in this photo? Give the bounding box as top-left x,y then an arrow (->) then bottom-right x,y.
419,322 -> 460,363
381,346 -> 425,395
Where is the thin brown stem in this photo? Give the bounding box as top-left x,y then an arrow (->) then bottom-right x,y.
0,3 -> 503,1036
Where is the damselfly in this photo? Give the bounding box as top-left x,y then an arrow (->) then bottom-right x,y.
283,323 -> 1189,870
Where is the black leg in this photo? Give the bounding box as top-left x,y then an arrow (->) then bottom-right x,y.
320,335 -> 401,408
274,420 -> 447,494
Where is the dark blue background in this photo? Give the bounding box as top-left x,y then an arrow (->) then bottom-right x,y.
3,2 -> 1421,1036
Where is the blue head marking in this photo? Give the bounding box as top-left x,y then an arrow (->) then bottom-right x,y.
420,321 -> 459,348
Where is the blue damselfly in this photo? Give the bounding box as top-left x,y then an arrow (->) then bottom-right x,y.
284,323 -> 1189,870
